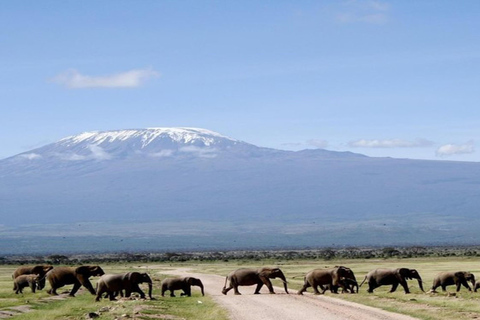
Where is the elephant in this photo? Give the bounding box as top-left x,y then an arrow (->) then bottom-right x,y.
222,267 -> 288,295
161,277 -> 204,297
329,266 -> 358,293
360,268 -> 425,294
297,266 -> 357,295
46,265 -> 105,296
96,272 -> 153,301
474,281 -> 480,292
13,274 -> 39,294
431,271 -> 475,292
12,265 -> 53,290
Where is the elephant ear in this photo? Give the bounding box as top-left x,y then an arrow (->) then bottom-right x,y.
184,277 -> 193,284
124,272 -> 141,283
32,266 -> 43,274
75,266 -> 92,277
258,268 -> 274,278
454,272 -> 466,279
90,266 -> 105,276
398,268 -> 412,280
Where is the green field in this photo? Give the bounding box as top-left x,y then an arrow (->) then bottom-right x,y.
2,257 -> 480,319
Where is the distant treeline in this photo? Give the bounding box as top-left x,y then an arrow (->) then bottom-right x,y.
2,246 -> 480,265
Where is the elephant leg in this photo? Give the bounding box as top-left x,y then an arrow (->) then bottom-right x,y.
313,284 -> 322,295
48,287 -> 58,295
264,279 -> 275,294
222,286 -> 232,295
132,284 -> 146,298
389,282 -> 399,293
457,280 -> 472,292
254,282 -> 263,294
233,285 -> 241,295
367,282 -> 376,293
182,286 -> 191,297
441,284 -> 447,292
320,284 -> 328,294
297,282 -> 309,295
300,280 -> 311,295
70,282 -> 81,296
399,281 -> 410,294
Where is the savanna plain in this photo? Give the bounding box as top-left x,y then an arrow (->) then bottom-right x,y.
2,252 -> 480,320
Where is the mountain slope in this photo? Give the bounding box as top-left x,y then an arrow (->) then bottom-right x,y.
1,127 -> 479,253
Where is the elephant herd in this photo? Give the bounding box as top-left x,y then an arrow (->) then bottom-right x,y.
11,264 -> 204,301
221,266 -> 479,296
10,264 -> 480,301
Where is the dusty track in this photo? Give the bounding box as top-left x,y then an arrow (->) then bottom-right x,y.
165,268 -> 418,320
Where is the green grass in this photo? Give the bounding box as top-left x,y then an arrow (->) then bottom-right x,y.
1,264 -> 227,320
3,257 -> 480,319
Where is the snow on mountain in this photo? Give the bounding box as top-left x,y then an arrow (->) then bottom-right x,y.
7,127 -> 264,164
59,127 -> 238,148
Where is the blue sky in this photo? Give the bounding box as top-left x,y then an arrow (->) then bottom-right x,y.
2,1 -> 480,161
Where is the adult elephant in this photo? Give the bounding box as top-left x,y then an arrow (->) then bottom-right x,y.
161,277 -> 204,297
297,266 -> 357,295
222,267 -> 288,295
12,265 -> 53,290
431,271 -> 475,292
95,272 -> 153,301
46,265 -> 104,296
360,268 -> 424,294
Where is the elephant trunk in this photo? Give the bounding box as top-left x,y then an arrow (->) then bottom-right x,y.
198,283 -> 205,296
278,273 -> 289,294
147,281 -> 153,299
416,277 -> 425,292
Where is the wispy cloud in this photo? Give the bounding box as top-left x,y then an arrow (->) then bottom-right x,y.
55,145 -> 112,161
149,150 -> 175,158
19,153 -> 42,160
349,138 -> 433,148
436,142 -> 475,157
180,146 -> 218,158
336,0 -> 390,24
52,68 -> 159,89
87,145 -> 112,160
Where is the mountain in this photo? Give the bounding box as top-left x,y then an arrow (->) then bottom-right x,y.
1,127 -> 480,254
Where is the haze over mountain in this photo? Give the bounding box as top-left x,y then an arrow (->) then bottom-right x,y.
1,127 -> 479,254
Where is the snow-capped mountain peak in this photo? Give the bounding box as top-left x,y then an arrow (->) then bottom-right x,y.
10,127 -> 256,163
59,127 -> 238,148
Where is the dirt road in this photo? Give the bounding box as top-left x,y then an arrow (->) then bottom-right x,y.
165,268 -> 418,320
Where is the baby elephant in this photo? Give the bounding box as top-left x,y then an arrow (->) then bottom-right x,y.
161,277 -> 204,297
431,271 -> 475,292
13,274 -> 39,294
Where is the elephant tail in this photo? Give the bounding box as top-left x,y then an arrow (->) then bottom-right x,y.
359,276 -> 367,288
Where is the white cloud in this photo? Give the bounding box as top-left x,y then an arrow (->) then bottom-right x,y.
307,139 -> 329,149
52,68 -> 159,89
87,145 -> 112,160
149,150 -> 175,158
336,0 -> 390,24
54,145 -> 111,161
349,138 -> 433,148
180,146 -> 218,158
436,142 -> 475,157
19,153 -> 42,160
